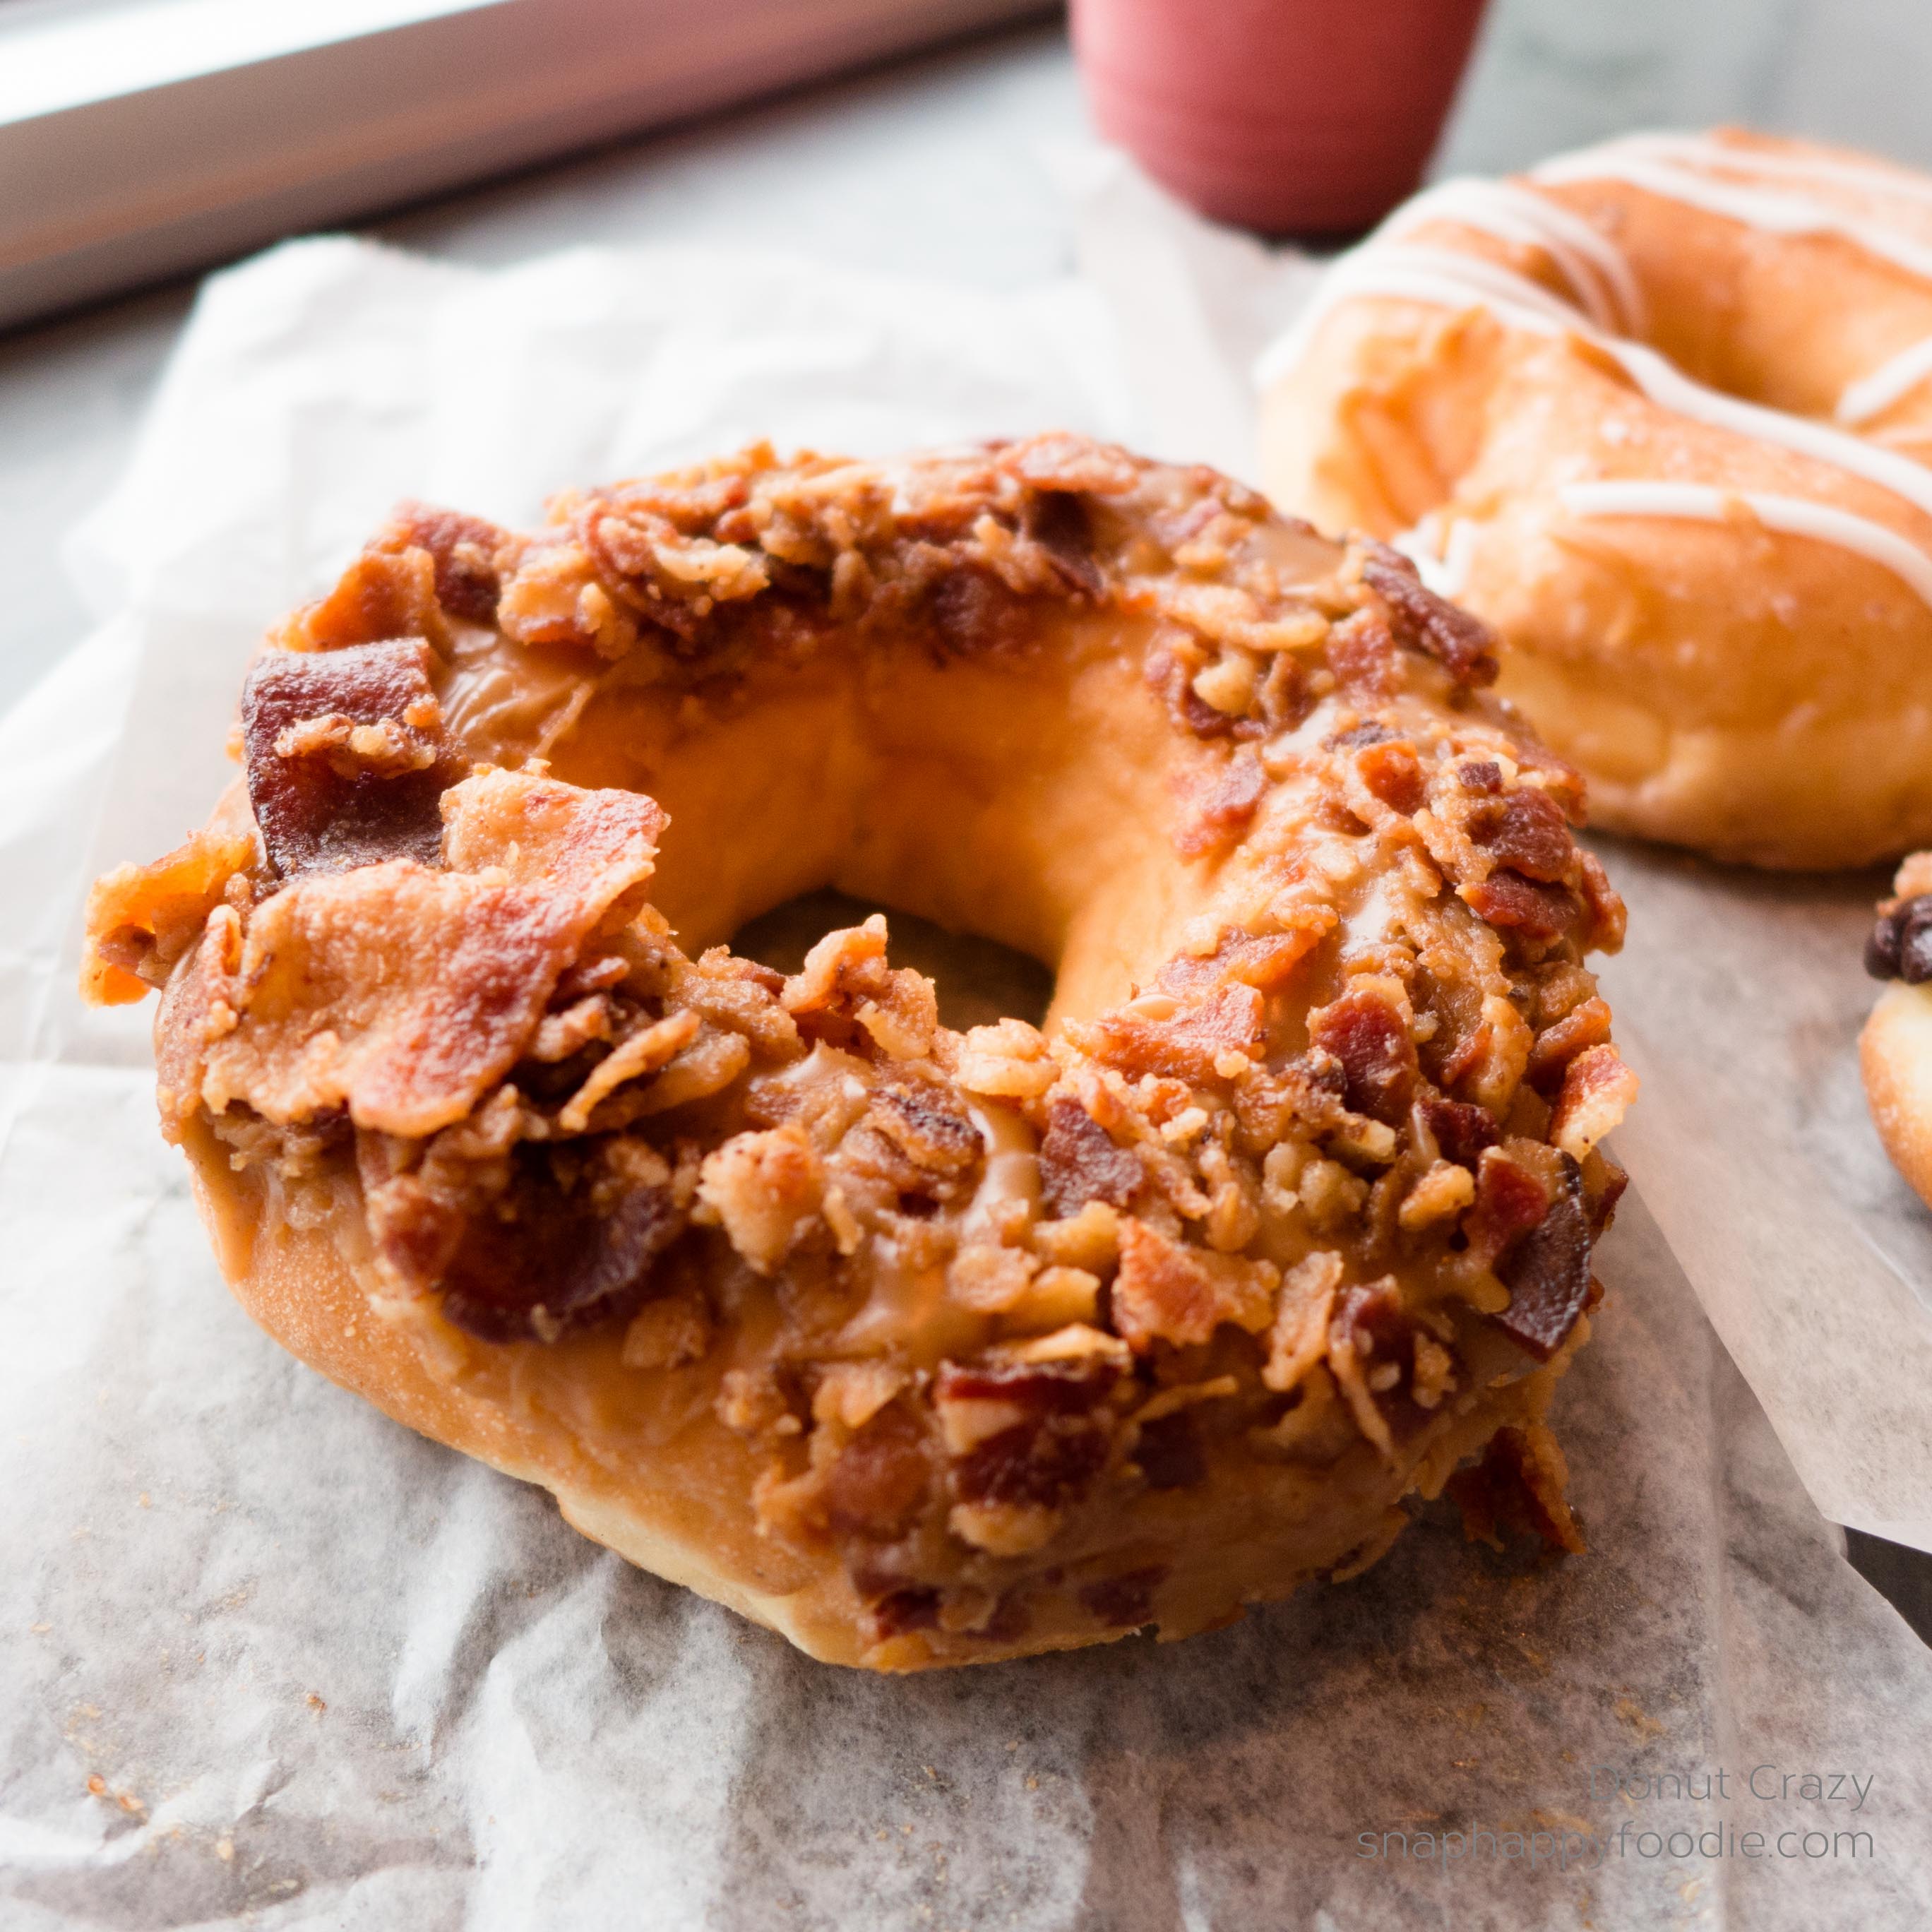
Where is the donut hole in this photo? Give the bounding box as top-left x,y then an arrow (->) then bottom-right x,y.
540,612 -> 1226,1030
734,886 -> 1055,1032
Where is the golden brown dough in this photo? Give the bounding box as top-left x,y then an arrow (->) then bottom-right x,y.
1260,129 -> 1932,869
84,436 -> 1635,1669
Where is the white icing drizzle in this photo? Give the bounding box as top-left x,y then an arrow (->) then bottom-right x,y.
1267,242 -> 1932,525
1571,132 -> 1932,216
1599,335 -> 1932,520
1558,481 -> 1932,608
1253,243 -> 1573,388
1837,334 -> 1932,424
1378,177 -> 1645,333
1257,138 -> 1932,603
1393,512 -> 1479,599
1533,139 -> 1932,287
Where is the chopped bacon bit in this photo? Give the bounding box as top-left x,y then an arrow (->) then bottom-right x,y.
1176,751 -> 1268,858
1306,988 -> 1417,1126
1469,786 -> 1573,883
1324,609 -> 1398,700
1069,983 -> 1268,1083
822,1404 -> 931,1536
81,823 -> 256,1006
1038,1099 -> 1142,1217
1463,871 -> 1578,943
1525,996 -> 1614,1094
1021,488 -> 1102,595
1157,915 -> 1335,999
1574,849 -> 1628,953
1462,1145 -> 1552,1266
936,1356 -> 1119,1511
1079,1566 -> 1165,1628
869,1075 -> 984,1176
242,640 -> 455,876
1008,432 -> 1141,496
294,545 -> 444,653
697,1124 -> 825,1273
1492,1155 -> 1592,1360
1586,1156 -> 1629,1236
1549,1044 -> 1638,1162
1356,739 -> 1425,816
439,1154 -> 682,1340
1447,1422 -> 1585,1554
1360,547 -> 1499,686
1420,1095 -> 1500,1169
386,503 -> 506,624
1111,1219 -> 1277,1352
1328,1279 -> 1442,1453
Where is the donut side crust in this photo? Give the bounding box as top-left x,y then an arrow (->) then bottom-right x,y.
1862,979 -> 1932,1212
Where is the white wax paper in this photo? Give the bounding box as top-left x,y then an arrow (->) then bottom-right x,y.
4,221 -> 1931,1931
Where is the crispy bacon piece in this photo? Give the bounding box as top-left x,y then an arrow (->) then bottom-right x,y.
1038,1099 -> 1142,1217
1525,995 -> 1614,1094
1468,786 -> 1573,881
1462,871 -> 1578,944
1111,1219 -> 1276,1352
198,772 -> 664,1137
1493,1155 -> 1593,1361
1549,1042 -> 1638,1162
1361,547 -> 1499,686
1420,1095 -> 1500,1169
1324,610 -> 1398,700
1307,988 -> 1417,1126
1176,751 -> 1268,858
1447,1422 -> 1585,1554
1356,737 -> 1426,815
935,1356 -> 1120,1511
1328,1279 -> 1445,1450
822,1405 -> 932,1537
438,1154 -> 682,1340
386,503 -> 506,624
82,822 -> 256,1006
1069,983 -> 1268,1083
1157,917 -> 1335,1000
242,640 -> 458,876
1462,1145 -> 1553,1266
294,545 -> 444,652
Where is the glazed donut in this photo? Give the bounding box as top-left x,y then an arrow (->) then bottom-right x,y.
1260,129 -> 1932,869
1861,851 -> 1932,1210
83,436 -> 1635,1670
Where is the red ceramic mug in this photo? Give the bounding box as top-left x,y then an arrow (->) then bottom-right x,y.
1071,0 -> 1491,237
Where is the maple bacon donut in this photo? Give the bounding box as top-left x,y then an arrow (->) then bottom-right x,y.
83,436 -> 1635,1669
1260,129 -> 1932,869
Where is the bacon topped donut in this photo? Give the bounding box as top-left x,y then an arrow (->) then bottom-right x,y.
1261,129 -> 1932,869
83,436 -> 1633,1669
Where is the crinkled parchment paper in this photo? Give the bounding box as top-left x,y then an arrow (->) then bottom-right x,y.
4,227 -> 1931,1931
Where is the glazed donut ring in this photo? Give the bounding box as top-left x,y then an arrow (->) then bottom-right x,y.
83,436 -> 1635,1669
1260,129 -> 1932,869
